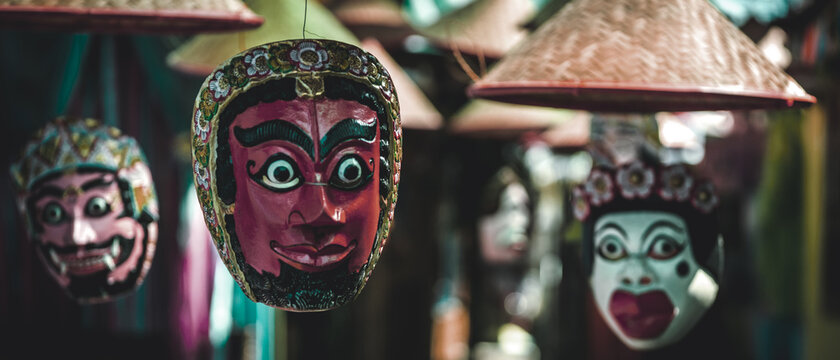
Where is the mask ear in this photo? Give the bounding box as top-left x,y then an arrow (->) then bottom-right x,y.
704,235 -> 724,280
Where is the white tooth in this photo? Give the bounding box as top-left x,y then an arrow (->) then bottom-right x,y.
111,239 -> 120,257
59,263 -> 67,275
103,254 -> 115,270
50,249 -> 60,264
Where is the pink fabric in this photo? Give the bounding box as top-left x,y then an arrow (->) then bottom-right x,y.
175,190 -> 215,359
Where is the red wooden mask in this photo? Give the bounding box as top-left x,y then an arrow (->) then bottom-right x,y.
192,39 -> 402,311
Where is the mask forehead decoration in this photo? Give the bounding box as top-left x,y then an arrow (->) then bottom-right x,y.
573,160 -> 722,350
191,39 -> 401,311
10,117 -> 159,303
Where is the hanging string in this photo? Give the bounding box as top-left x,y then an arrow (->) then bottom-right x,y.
302,0 -> 308,39
451,43 -> 481,83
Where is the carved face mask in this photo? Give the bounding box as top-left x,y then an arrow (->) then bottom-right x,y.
479,175 -> 530,264
192,39 -> 401,311
11,118 -> 159,303
574,161 -> 722,350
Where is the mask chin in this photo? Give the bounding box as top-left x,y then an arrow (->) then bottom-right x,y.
37,234 -> 141,302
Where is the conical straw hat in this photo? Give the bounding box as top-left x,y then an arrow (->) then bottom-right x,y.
333,0 -> 416,47
449,99 -> 580,138
362,38 -> 442,130
334,0 -> 407,28
539,112 -> 590,149
167,0 -> 358,75
419,0 -> 535,59
0,0 -> 262,33
468,0 -> 816,112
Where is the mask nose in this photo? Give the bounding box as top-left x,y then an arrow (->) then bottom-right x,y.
68,218 -> 97,246
618,257 -> 657,287
289,184 -> 345,227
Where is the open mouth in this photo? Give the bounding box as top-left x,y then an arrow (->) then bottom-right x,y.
41,236 -> 131,276
609,290 -> 675,339
270,240 -> 356,271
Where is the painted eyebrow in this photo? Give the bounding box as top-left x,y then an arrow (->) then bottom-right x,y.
641,220 -> 685,243
319,118 -> 376,159
234,120 -> 314,159
30,185 -> 63,202
595,222 -> 628,242
81,176 -> 114,191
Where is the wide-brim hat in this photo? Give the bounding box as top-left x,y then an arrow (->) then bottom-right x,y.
418,0 -> 535,59
332,0 -> 416,48
0,0 -> 263,34
468,0 -> 816,112
449,99 -> 581,138
362,38 -> 442,130
167,0 -> 358,75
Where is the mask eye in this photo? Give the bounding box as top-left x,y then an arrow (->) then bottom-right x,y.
250,153 -> 302,192
598,237 -> 627,261
85,197 -> 111,217
648,236 -> 682,260
330,155 -> 372,190
41,202 -> 66,225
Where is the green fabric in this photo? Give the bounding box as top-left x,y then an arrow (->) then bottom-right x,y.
754,110 -> 804,316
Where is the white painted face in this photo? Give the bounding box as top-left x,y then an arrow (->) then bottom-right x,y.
591,211 -> 719,350
479,182 -> 530,264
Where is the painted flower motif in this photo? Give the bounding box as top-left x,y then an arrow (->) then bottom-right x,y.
226,61 -> 249,88
194,110 -> 210,143
573,186 -> 590,220
692,182 -> 719,213
268,44 -> 294,73
584,169 -> 614,206
208,70 -> 230,101
204,206 -> 218,228
199,89 -> 218,120
289,41 -> 329,71
617,161 -> 655,199
659,165 -> 693,201
194,161 -> 210,190
327,45 -> 351,72
245,49 -> 270,77
347,49 -> 369,76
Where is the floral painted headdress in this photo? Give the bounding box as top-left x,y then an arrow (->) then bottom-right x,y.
191,39 -> 402,302
10,117 -> 159,223
572,161 -> 719,221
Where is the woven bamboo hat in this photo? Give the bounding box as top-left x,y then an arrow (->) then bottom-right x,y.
469,0 -> 816,112
167,0 -> 358,75
333,0 -> 416,48
449,99 -> 581,138
0,0 -> 262,33
362,38 -> 442,130
419,0 -> 535,59
539,112 -> 590,149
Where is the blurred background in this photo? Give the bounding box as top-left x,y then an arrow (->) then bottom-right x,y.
0,0 -> 839,359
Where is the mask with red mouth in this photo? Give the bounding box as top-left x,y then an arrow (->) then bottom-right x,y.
573,159 -> 723,350
191,39 -> 401,311
10,117 -> 159,304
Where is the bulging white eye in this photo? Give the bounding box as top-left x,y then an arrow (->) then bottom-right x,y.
330,155 -> 370,190
648,236 -> 682,260
598,237 -> 627,261
42,202 -> 66,224
250,153 -> 302,192
85,197 -> 111,217
264,158 -> 300,190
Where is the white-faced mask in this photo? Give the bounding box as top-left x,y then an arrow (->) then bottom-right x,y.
479,182 -> 530,264
590,211 -> 720,350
